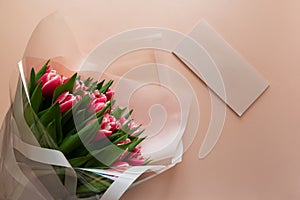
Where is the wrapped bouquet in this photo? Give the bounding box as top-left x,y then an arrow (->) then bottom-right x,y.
0,14 -> 198,200
0,59 -> 164,200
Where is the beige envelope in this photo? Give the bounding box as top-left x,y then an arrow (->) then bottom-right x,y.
173,20 -> 269,116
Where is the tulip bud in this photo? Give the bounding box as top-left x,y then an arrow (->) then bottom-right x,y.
127,146 -> 145,166
55,92 -> 81,114
116,117 -> 126,129
117,138 -> 131,146
111,161 -> 130,172
88,91 -> 108,113
105,88 -> 114,100
90,90 -> 107,101
38,68 -> 68,98
89,98 -> 106,113
128,121 -> 141,136
93,114 -> 117,141
94,129 -> 112,141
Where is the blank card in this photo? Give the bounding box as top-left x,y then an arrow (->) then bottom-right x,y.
173,20 -> 269,116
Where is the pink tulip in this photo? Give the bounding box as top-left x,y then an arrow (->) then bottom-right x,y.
111,161 -> 130,172
94,129 -> 113,141
100,113 -> 117,131
38,68 -> 68,98
93,114 -> 117,141
126,146 -> 145,166
88,98 -> 106,113
115,146 -> 145,166
117,138 -> 131,146
90,90 -> 107,101
105,88 -> 114,100
85,119 -> 109,141
128,121 -> 138,130
55,92 -> 81,114
116,149 -> 129,162
116,117 -> 126,129
127,157 -> 145,166
88,91 -> 108,113
128,121 -> 141,136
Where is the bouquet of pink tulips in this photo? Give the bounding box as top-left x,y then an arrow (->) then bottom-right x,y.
0,13 -> 199,200
23,59 -> 149,197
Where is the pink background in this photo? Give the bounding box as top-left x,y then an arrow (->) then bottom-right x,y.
1,0 -> 300,199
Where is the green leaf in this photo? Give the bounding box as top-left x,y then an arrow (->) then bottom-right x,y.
29,123 -> 56,148
68,155 -> 92,167
24,103 -> 37,127
69,145 -> 89,158
80,101 -> 112,126
112,134 -> 129,145
111,106 -> 126,120
40,103 -> 61,126
76,94 -> 92,110
59,134 -> 77,155
22,84 -> 59,148
128,137 -> 145,152
39,103 -> 63,143
84,158 -> 102,168
96,80 -> 105,90
83,77 -> 93,86
97,116 -> 104,125
76,109 -> 88,121
56,114 -> 63,145
99,80 -> 113,94
91,144 -> 127,167
143,158 -> 152,165
37,109 -> 47,118
129,129 -> 144,138
61,95 -> 91,126
59,119 -> 99,155
35,59 -> 50,82
87,81 -> 98,91
23,103 -> 58,149
107,132 -> 125,142
119,119 -> 142,135
46,120 -> 57,143
28,68 -> 36,96
30,82 -> 43,113
52,73 -> 77,103
124,109 -> 133,119
61,108 -> 73,126
76,178 -> 111,194
94,102 -> 111,118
